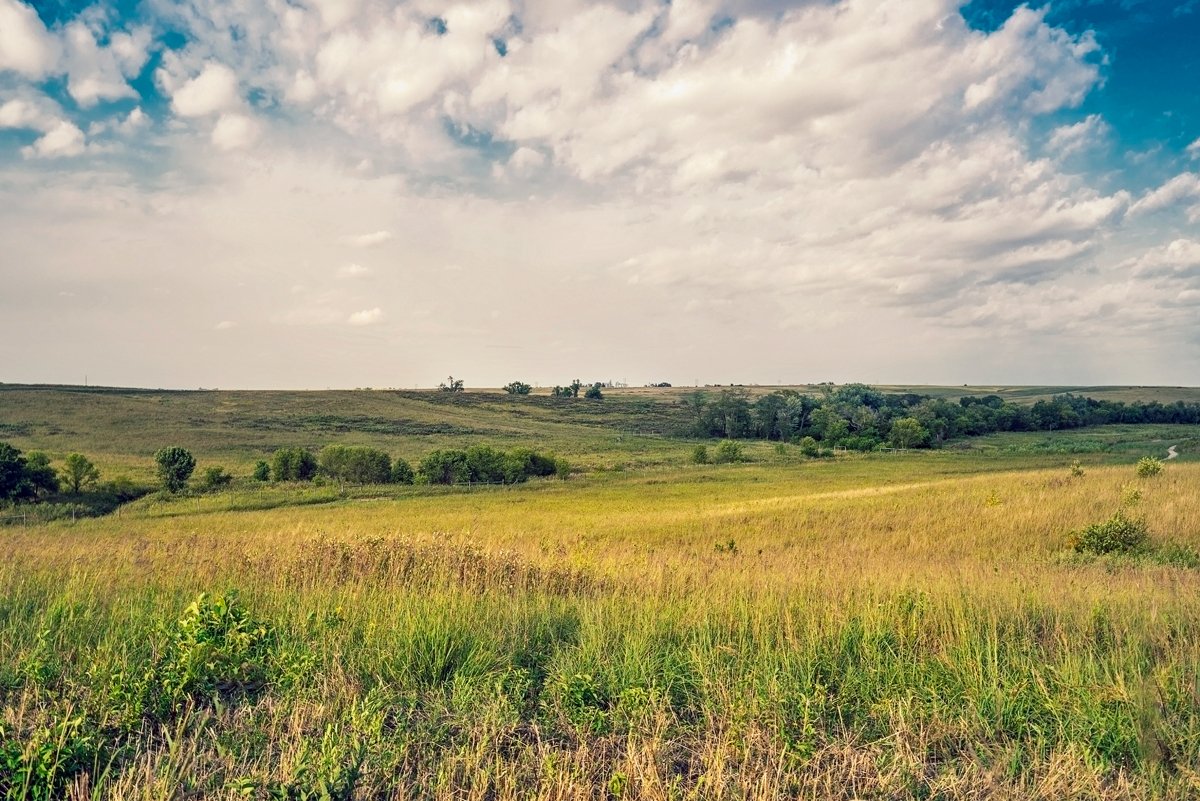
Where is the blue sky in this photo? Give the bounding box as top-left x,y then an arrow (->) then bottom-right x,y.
1,0 -> 1199,388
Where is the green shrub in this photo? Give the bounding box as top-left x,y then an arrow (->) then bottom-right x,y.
251,460 -> 270,481
319,445 -> 392,485
391,457 -> 414,485
797,436 -> 820,457
713,440 -> 744,464
1136,456 -> 1164,478
418,450 -> 470,485
690,445 -> 709,465
1069,512 -> 1150,555
1069,460 -> 1085,478
272,448 -> 318,482
200,466 -> 233,491
554,458 -> 572,480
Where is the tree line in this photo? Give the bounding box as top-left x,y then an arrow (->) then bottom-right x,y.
681,384 -> 1200,449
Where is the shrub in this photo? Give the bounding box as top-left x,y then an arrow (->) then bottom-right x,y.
251,460 -> 270,481
200,466 -> 233,491
584,383 -> 604,400
465,445 -> 507,483
503,381 -> 532,395
713,440 -> 744,464
1136,456 -> 1164,478
391,457 -> 414,485
1070,460 -> 1085,478
419,450 -> 470,485
1069,512 -> 1150,555
154,446 -> 196,493
691,444 -> 709,465
272,448 -> 318,482
797,436 -> 820,457
319,445 -> 392,485
554,458 -> 572,480
61,453 -> 101,494
503,448 -> 556,483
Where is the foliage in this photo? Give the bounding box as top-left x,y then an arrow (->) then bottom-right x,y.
252,460 -> 271,481
154,446 -> 196,493
1070,460 -> 1085,478
1069,512 -> 1150,555
272,448 -> 318,482
712,440 -> 744,464
438,376 -> 465,393
391,457 -> 414,485
584,383 -> 604,400
0,443 -> 60,501
554,457 -> 572,479
0,442 -> 23,500
690,444 -> 709,465
503,381 -> 532,395
889,417 -> 928,449
418,450 -> 470,485
319,445 -> 392,485
200,466 -> 234,491
61,453 -> 100,494
1136,456 -> 1164,478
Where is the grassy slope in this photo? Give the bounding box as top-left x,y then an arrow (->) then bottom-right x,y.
2,386 -> 1200,798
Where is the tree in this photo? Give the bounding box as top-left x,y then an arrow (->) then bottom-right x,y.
438,375 -> 465,392
271,448 -> 318,482
0,442 -> 24,500
251,461 -> 271,481
569,379 -> 583,398
62,453 -> 100,494
419,449 -> 470,484
503,381 -> 532,395
21,452 -> 59,498
584,382 -> 604,400
889,417 -> 928,449
391,457 -> 414,485
319,445 -> 392,485
155,446 -> 196,492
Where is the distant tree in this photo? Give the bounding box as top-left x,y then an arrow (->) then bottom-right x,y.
569,379 -> 583,398
0,442 -> 24,500
503,381 -> 533,395
419,449 -> 470,484
391,457 -> 414,485
21,452 -> 59,498
251,460 -> 271,481
438,375 -> 465,393
155,446 -> 196,492
319,445 -> 392,485
551,386 -> 572,398
271,448 -> 318,482
62,453 -> 100,494
713,440 -> 745,464
200,466 -> 233,491
584,382 -> 604,400
691,444 -> 710,464
889,417 -> 928,449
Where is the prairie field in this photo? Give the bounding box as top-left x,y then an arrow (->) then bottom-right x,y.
1,387 -> 1199,799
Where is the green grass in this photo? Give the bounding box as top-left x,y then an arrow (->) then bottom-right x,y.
3,386 -> 1200,798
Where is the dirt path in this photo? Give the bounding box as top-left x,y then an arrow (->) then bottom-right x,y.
1167,445 -> 1179,460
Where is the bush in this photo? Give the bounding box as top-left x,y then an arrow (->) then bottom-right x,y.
503,448 -> 557,483
465,445 -> 507,483
713,440 -> 744,464
251,461 -> 270,481
1136,456 -> 1164,478
1069,512 -> 1150,555
1070,460 -> 1085,478
554,458 -> 572,480
503,381 -> 532,395
419,450 -> 470,485
200,466 -> 233,491
319,445 -> 392,485
391,457 -> 414,485
584,383 -> 604,400
797,436 -> 820,457
154,446 -> 196,493
272,448 -> 318,482
691,444 -> 709,465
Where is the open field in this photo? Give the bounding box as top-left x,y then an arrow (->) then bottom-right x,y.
2,386 -> 1200,799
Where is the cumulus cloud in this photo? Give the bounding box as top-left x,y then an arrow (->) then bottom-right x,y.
211,112 -> 261,150
0,0 -> 59,76
1047,115 -> 1109,157
0,93 -> 88,158
170,62 -> 240,117
341,230 -> 393,248
347,307 -> 383,325
21,120 -> 86,158
1129,173 -> 1200,217
61,20 -> 152,106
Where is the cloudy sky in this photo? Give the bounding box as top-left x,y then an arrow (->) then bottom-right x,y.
1,0 -> 1198,389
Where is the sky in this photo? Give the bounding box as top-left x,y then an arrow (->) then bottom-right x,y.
1,0 -> 1198,390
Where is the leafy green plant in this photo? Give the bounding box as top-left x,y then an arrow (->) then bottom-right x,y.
154,446 -> 196,493
1069,512 -> 1149,555
713,440 -> 744,464
1136,456 -> 1164,478
690,444 -> 709,465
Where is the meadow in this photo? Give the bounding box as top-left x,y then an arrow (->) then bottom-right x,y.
1,385 -> 1199,799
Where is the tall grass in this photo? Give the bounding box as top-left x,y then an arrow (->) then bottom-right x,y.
2,461 -> 1199,798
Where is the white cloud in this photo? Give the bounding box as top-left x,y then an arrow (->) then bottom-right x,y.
1047,114 -> 1108,157
1188,139 -> 1200,160
337,262 -> 370,278
0,95 -> 61,132
341,230 -> 393,248
0,0 -> 59,77
21,120 -> 86,159
170,62 -> 240,117
347,307 -> 383,325
211,112 -> 261,150
1129,173 -> 1200,216
507,146 -> 546,171
61,20 -> 152,106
